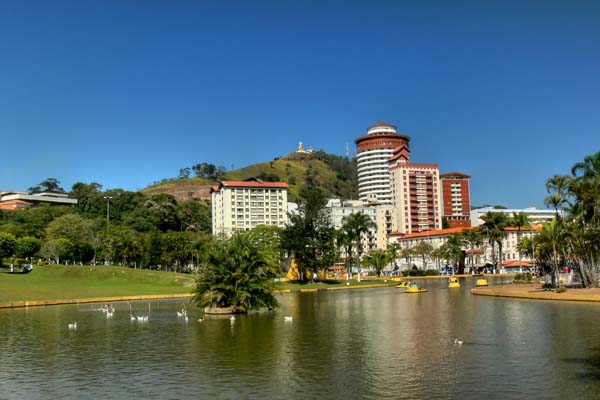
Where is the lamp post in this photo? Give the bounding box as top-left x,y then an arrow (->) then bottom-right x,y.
103,196 -> 113,233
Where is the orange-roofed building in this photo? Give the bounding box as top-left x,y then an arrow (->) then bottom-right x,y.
210,178 -> 289,237
0,199 -> 33,211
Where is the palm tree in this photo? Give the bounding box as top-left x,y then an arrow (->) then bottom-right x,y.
510,212 -> 530,273
536,218 -> 565,289
461,228 -> 483,273
341,212 -> 376,282
545,174 -> 571,218
363,249 -> 390,277
440,234 -> 465,273
481,212 -> 508,272
193,231 -> 280,313
386,242 -> 401,275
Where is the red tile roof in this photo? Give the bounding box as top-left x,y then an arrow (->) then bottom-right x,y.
389,227 -> 470,238
440,172 -> 471,178
220,181 -> 289,189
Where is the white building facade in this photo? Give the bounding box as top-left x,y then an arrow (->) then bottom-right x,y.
211,180 -> 288,237
470,207 -> 558,227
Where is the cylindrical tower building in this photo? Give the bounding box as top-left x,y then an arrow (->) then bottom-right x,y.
355,122 -> 410,204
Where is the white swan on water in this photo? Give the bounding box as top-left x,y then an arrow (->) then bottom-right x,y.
284,316 -> 293,322
454,338 -> 463,345
68,322 -> 77,330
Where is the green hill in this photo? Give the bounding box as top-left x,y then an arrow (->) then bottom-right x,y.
142,151 -> 357,203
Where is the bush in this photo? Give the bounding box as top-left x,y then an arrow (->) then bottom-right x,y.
514,273 -> 523,281
542,282 -> 553,290
556,287 -> 567,293
425,269 -> 440,276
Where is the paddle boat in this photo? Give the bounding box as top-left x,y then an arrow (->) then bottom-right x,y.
395,280 -> 410,288
448,276 -> 460,288
405,283 -> 427,293
475,277 -> 489,286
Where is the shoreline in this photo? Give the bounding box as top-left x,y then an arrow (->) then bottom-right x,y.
471,283 -> 600,303
0,282 -> 398,309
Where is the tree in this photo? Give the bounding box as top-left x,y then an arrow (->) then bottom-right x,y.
193,231 -> 280,313
28,178 -> 65,194
481,212 -> 508,271
41,238 -> 74,264
536,218 -> 565,288
545,174 -> 570,218
412,241 -> 434,269
363,249 -> 389,277
440,234 -> 465,272
178,168 -> 191,179
176,199 -> 211,233
461,228 -> 483,272
15,236 -> 41,259
341,211 -> 376,282
281,186 -> 336,281
510,212 -> 530,272
0,232 -> 17,264
386,242 -> 401,274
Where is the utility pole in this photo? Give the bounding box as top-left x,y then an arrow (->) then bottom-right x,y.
103,196 -> 113,233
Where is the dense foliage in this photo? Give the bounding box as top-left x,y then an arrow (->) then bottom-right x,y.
193,230 -> 280,312
0,179 -> 212,271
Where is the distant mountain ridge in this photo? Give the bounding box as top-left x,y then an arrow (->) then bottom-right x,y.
142,151 -> 358,203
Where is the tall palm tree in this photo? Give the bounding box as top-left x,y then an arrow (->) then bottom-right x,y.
536,218 -> 565,289
545,174 -> 571,218
481,212 -> 508,272
510,212 -> 530,273
461,228 -> 483,273
386,242 -> 401,275
341,212 -> 376,282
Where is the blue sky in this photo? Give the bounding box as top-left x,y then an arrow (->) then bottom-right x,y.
1,0 -> 599,208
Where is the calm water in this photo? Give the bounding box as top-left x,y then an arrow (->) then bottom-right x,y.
2,276 -> 600,399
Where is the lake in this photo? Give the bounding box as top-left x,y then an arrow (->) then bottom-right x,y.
2,276 -> 600,399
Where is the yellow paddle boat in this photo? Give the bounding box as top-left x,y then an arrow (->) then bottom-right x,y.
448,276 -> 460,288
395,281 -> 410,288
405,283 -> 428,293
475,277 -> 489,286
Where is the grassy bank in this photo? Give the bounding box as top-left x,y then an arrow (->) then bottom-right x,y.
0,265 -> 196,303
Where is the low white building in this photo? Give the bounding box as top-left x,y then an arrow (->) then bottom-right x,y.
0,191 -> 77,206
470,207 -> 557,227
211,179 -> 288,237
388,225 -> 541,272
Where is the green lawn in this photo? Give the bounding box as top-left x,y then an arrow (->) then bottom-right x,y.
0,264 -> 196,302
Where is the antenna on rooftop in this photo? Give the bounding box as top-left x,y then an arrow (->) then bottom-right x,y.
345,143 -> 350,159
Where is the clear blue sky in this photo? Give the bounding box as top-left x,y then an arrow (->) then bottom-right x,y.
1,1 -> 599,208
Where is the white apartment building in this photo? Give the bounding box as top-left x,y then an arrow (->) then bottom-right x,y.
325,199 -> 397,251
211,180 -> 288,237
470,207 -> 558,227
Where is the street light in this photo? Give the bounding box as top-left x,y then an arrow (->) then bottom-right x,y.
103,196 -> 113,232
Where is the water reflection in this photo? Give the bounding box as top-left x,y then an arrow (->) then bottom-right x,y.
2,277 -> 600,399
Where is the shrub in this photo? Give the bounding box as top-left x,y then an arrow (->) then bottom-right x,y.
542,282 -> 553,290
556,287 -> 567,293
425,269 -> 440,276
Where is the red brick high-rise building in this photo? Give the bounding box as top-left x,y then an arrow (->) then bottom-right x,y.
440,172 -> 471,228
